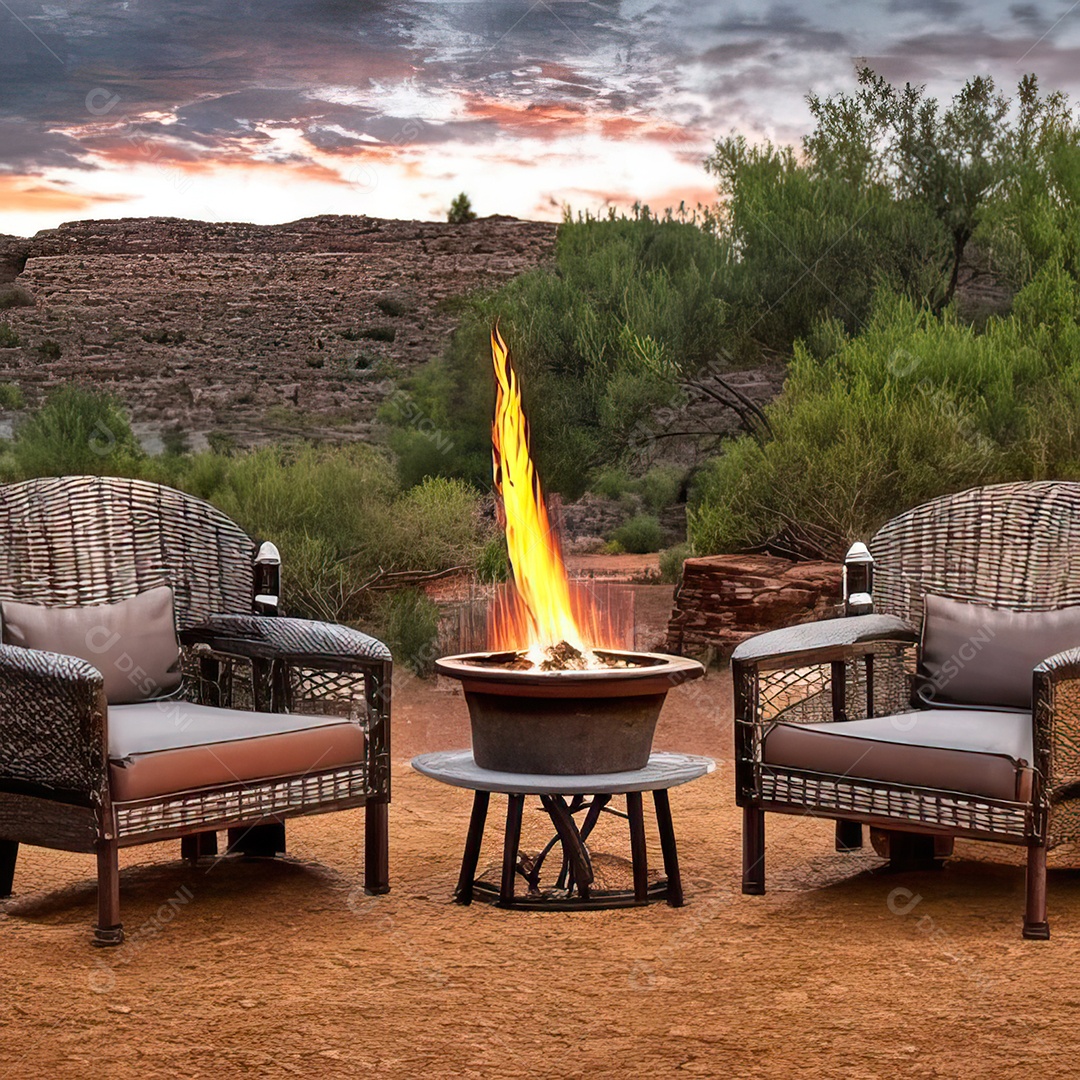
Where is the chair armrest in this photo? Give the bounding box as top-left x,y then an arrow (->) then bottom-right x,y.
179,614 -> 392,667
730,615 -> 918,668
1033,649 -> 1080,805
0,643 -> 107,802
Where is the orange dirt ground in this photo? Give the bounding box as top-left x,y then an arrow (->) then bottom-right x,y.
4,667 -> 1080,1079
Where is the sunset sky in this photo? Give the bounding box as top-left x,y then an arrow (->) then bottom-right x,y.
2,0 -> 1080,237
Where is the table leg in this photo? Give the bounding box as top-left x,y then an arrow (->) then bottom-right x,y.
499,794 -> 525,907
653,788 -> 683,907
455,790 -> 490,905
626,791 -> 649,904
541,794 -> 594,898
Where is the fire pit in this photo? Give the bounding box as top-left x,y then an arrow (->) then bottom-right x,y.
439,325 -> 704,777
436,648 -> 704,774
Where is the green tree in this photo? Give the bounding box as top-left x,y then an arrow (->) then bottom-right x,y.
448,193 -> 477,224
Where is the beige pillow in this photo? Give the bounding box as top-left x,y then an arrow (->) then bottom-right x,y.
1,585 -> 182,705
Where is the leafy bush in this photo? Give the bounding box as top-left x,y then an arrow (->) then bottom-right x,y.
0,383 -> 24,409
689,282 -> 1080,559
0,323 -> 20,348
659,542 -> 690,584
36,339 -> 62,360
611,513 -> 663,554
474,533 -> 510,583
388,209 -> 736,496
371,588 -> 441,676
10,386 -> 144,478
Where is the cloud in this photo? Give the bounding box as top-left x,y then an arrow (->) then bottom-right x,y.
0,123 -> 94,174
0,174 -> 130,214
885,0 -> 968,19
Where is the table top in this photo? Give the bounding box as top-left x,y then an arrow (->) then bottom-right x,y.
410,750 -> 716,795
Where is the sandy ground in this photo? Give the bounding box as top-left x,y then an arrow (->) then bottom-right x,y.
4,666 -> 1080,1080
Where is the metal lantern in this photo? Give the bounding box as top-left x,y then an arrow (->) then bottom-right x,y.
843,541 -> 874,615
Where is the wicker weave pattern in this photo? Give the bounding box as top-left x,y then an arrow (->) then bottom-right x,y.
185,614 -> 391,661
0,643 -> 106,798
0,476 -> 256,628
871,481 -> 1080,625
114,766 -> 370,838
761,771 -> 1030,839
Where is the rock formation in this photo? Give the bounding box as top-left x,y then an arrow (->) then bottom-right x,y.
0,215 -> 556,449
665,554 -> 842,660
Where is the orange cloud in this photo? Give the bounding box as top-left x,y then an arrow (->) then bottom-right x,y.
86,137 -> 350,185
462,96 -> 589,139
0,175 -> 130,213
461,93 -> 697,145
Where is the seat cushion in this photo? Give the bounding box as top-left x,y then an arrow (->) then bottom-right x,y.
1,585 -> 182,705
108,701 -> 365,802
762,709 -> 1034,802
920,593 -> 1080,710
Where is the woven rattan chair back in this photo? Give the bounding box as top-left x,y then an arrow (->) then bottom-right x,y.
0,475 -> 257,628
870,480 -> 1080,626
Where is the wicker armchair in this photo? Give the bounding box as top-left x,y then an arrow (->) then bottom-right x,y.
733,481 -> 1080,939
0,476 -> 391,945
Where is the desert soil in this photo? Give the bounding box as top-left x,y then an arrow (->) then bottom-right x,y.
4,654 -> 1080,1079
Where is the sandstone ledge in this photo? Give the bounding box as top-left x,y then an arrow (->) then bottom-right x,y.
665,554 -> 842,660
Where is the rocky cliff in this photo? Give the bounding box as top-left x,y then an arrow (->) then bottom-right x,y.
0,215 -> 556,448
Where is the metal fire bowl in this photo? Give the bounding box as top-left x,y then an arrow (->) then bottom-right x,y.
435,650 -> 705,775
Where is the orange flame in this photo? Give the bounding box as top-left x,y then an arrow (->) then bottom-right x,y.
488,326 -> 614,658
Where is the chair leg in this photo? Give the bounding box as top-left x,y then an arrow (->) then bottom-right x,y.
742,806 -> 765,895
835,820 -> 863,852
94,840 -> 124,947
181,831 -> 219,864
227,823 -> 286,858
0,840 -> 17,898
364,801 -> 390,895
1023,841 -> 1050,940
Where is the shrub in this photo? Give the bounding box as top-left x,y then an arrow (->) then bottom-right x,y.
689,283 -> 1080,559
359,326 -> 396,342
0,323 -> 20,348
659,543 -> 690,584
36,339 -> 62,360
636,464 -> 685,512
389,210 -> 736,496
371,588 -> 441,675
375,294 -> 413,317
0,383 -> 25,409
12,386 -> 143,477
475,533 -> 510,583
610,513 -> 663,554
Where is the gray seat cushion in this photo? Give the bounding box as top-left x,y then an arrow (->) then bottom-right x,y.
108,702 -> 365,802
762,709 -> 1034,802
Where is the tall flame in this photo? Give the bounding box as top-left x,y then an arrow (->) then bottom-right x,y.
489,325 -> 587,657
488,324 -> 636,663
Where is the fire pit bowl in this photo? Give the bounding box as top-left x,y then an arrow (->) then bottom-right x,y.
435,649 -> 705,775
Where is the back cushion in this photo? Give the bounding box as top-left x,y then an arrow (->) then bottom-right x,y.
919,593 -> 1080,710
1,585 -> 182,705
